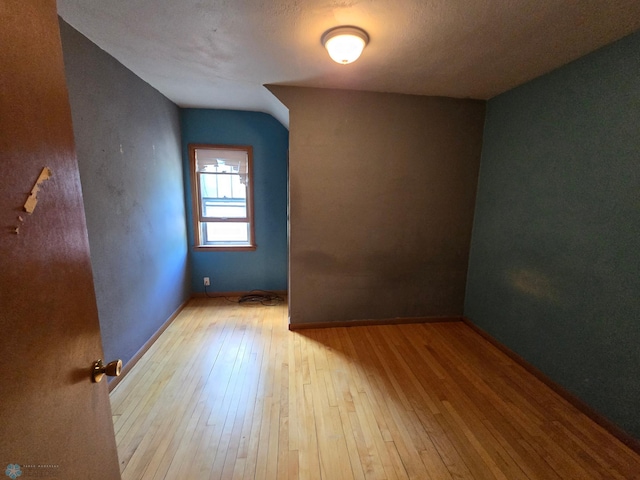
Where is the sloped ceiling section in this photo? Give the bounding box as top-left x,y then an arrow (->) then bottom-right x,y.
58,0 -> 640,127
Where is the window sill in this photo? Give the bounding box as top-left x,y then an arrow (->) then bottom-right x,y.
194,245 -> 257,252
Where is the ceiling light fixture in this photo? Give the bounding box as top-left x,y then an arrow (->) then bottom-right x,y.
321,26 -> 369,65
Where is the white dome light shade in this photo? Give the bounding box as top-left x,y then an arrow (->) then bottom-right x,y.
321,26 -> 369,64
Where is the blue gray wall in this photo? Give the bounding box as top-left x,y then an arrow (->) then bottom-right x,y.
180,109 -> 288,293
465,30 -> 640,438
60,20 -> 190,367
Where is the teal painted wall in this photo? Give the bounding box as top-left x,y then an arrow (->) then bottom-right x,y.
465,30 -> 640,438
180,109 -> 289,293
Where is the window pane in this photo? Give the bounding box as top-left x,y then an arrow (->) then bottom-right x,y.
200,172 -> 246,218
204,222 -> 250,244
203,200 -> 246,218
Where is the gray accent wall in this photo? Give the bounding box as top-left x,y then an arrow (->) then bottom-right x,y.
269,86 -> 485,325
59,20 -> 190,367
465,30 -> 640,438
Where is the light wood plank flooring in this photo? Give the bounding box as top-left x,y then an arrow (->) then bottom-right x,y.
110,297 -> 640,479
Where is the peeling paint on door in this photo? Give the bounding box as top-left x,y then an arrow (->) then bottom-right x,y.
23,166 -> 52,214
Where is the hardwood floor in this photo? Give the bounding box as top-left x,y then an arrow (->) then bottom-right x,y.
110,298 -> 640,479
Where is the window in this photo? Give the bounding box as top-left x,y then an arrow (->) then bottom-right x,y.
189,144 -> 255,250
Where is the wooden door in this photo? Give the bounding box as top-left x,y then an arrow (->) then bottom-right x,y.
0,1 -> 121,478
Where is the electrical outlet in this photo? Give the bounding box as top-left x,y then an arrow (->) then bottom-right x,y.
203,277 -> 210,286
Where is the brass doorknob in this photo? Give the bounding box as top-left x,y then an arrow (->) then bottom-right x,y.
92,359 -> 122,383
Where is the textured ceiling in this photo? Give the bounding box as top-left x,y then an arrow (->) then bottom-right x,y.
57,0 -> 640,127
